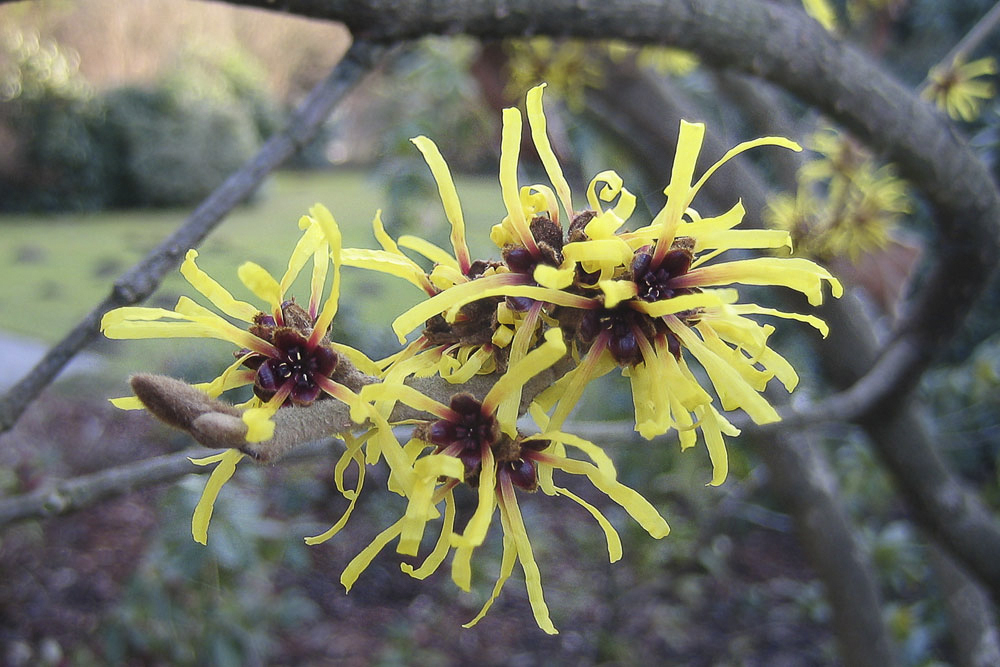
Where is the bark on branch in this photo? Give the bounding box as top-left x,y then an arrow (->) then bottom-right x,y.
212,0 -> 1000,428
0,441 -> 335,526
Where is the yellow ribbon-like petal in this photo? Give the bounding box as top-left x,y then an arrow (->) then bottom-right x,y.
412,135 -> 472,274
597,280 -> 639,309
308,203 -> 343,345
398,235 -> 460,271
652,120 -> 706,256
483,329 -> 568,431
526,83 -> 574,221
540,454 -> 670,539
189,449 -> 246,545
533,264 -> 576,290
280,216 -> 327,295
689,136 -> 802,208
451,446 -> 497,549
398,455 -> 464,556
181,249 -> 258,322
402,490 -> 457,580
499,106 -> 538,253
237,261 -> 282,313
634,288 -> 739,318
678,257 -> 843,306
463,531 -> 518,628
666,316 -> 780,424
341,518 -> 405,593
304,434 -> 369,545
341,248 -> 432,292
498,478 -> 558,634
554,484 -> 623,562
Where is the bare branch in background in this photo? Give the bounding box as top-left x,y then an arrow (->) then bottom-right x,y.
728,59 -> 1000,628
940,0 -> 1000,66
215,0 -> 1000,429
0,441 -> 336,526
0,39 -> 388,434
930,544 -> 1000,667
754,428 -> 897,667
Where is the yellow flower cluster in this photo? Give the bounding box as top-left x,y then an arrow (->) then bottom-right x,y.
505,37 -> 697,110
102,83 -> 841,633
765,128 -> 912,263
923,56 -> 997,123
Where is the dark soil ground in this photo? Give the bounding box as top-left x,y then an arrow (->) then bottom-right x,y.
0,393 -> 834,666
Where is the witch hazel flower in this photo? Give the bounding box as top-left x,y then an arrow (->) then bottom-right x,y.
384,84 -> 595,425
534,120 -> 842,484
334,329 -> 669,633
342,86 -> 582,427
340,130 -> 532,392
385,84 -> 842,486
102,204 -> 371,439
766,128 -> 912,264
923,55 -> 997,122
101,204 -> 386,543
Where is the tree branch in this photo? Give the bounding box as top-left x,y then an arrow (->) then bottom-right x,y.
211,0 -> 1000,430
723,64 -> 1000,607
0,39 -> 388,434
930,543 -> 1000,667
940,1 -> 1000,66
0,440 -> 336,527
753,428 -> 898,667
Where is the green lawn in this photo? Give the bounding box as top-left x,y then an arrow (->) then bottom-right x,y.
0,168 -> 503,384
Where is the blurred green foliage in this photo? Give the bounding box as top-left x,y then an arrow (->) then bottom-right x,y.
100,85 -> 259,208
0,29 -> 112,211
0,30 -> 271,212
97,477 -> 320,667
362,38 -> 497,234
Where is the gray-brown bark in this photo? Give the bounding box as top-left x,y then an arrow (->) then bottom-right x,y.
208,0 -> 1000,433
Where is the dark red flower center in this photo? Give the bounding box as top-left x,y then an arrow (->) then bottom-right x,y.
237,301 -> 339,407
501,214 -> 565,312
253,329 -> 338,405
632,243 -> 694,303
425,393 -> 545,491
580,307 -> 647,366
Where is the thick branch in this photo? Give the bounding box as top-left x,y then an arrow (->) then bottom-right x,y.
215,0 -> 1000,428
753,429 -> 897,667
726,66 -> 1000,605
0,40 -> 387,434
820,294 -> 1000,605
125,353 -> 574,462
930,544 -> 1000,667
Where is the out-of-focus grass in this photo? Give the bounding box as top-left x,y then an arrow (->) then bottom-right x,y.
0,168 -> 502,387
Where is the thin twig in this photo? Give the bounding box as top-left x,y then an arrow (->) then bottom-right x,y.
0,440 -> 336,526
941,1 -> 1000,67
212,0 -> 1000,439
0,39 -> 388,434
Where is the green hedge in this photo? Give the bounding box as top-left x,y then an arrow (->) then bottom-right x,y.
0,32 -> 273,212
